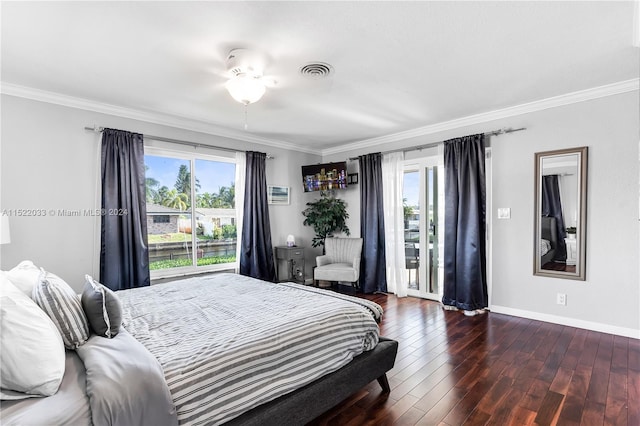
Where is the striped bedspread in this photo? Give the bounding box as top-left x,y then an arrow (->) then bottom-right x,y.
118,273 -> 381,425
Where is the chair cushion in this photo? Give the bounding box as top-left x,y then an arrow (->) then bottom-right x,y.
314,263 -> 359,282
324,238 -> 363,264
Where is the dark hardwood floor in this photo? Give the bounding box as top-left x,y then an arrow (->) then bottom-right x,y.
542,262 -> 577,273
308,294 -> 640,426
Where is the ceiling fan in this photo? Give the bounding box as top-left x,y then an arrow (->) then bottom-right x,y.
224,48 -> 277,105
219,48 -> 336,131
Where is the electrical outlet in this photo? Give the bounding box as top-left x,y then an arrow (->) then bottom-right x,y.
557,293 -> 567,306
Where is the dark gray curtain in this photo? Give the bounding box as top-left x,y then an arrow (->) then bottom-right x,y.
442,134 -> 487,311
542,175 -> 567,261
358,153 -> 387,293
240,151 -> 276,282
100,128 -> 150,291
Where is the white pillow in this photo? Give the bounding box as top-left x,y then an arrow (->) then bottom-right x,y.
32,269 -> 90,349
0,274 -> 66,399
2,260 -> 41,297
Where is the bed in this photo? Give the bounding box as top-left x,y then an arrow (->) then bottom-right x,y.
540,216 -> 557,266
1,271 -> 398,425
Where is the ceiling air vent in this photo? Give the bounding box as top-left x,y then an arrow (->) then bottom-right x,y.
299,62 -> 333,78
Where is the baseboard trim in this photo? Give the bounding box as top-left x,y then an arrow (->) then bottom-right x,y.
490,305 -> 640,339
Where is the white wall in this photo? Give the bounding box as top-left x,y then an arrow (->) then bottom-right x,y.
325,91 -> 639,337
490,92 -> 639,336
266,149 -> 322,280
0,95 -> 320,291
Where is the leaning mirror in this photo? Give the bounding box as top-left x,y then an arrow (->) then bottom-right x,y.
534,147 -> 588,280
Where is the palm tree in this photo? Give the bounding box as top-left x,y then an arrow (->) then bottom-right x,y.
174,164 -> 200,196
145,166 -> 160,202
195,185 -> 236,208
217,184 -> 235,208
162,189 -> 189,211
197,192 -> 215,208
403,198 -> 413,229
154,186 -> 169,205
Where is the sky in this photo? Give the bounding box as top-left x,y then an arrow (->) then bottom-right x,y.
145,155 -> 236,195
403,170 -> 420,207
403,168 -> 438,208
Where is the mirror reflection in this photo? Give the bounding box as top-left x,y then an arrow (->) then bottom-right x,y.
534,147 -> 587,280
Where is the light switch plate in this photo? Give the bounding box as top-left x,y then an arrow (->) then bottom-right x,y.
497,208 -> 511,219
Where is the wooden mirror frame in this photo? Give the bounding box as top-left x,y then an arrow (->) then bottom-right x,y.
534,146 -> 588,280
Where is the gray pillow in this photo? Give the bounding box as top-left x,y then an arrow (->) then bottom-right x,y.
32,269 -> 90,349
81,275 -> 122,338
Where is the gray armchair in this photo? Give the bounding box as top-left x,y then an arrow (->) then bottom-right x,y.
314,237 -> 363,289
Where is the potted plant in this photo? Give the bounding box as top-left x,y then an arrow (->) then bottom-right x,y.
566,226 -> 577,239
302,193 -> 350,249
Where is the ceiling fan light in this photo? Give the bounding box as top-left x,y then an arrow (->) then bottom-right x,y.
225,74 -> 266,105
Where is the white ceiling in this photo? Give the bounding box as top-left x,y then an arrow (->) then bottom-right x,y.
1,1 -> 638,154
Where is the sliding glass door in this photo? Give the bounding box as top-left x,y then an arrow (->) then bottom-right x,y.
403,158 -> 441,300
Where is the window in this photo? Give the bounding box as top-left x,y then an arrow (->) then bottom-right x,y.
144,149 -> 237,277
153,215 -> 170,223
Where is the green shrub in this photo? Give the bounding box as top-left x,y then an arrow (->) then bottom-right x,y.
222,224 -> 237,239
212,228 -> 223,240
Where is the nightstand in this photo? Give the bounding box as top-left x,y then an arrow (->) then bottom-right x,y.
564,237 -> 577,266
275,246 -> 305,283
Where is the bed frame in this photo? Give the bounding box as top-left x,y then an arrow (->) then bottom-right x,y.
228,337 -> 399,425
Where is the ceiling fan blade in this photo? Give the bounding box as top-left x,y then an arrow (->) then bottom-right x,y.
261,76 -> 278,88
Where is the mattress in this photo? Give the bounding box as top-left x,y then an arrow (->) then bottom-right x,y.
118,273 -> 381,425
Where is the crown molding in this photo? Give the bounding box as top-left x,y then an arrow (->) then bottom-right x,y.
2,79 -> 637,158
0,82 -> 322,155
321,78 -> 640,156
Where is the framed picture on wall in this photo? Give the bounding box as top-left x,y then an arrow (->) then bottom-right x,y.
267,185 -> 290,205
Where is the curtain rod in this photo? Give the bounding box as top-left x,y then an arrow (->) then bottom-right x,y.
348,127 -> 526,160
83,125 -> 274,159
